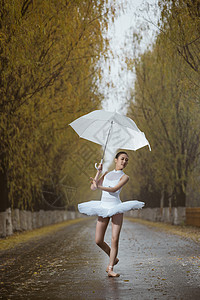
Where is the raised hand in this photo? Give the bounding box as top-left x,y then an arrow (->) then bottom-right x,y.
97,163 -> 102,172
95,161 -> 103,171
90,177 -> 98,190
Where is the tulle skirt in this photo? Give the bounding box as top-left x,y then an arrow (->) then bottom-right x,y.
78,198 -> 145,218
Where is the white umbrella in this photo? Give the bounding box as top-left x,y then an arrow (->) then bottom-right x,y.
69,110 -> 151,168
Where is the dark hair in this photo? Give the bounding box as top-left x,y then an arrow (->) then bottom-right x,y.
115,151 -> 129,159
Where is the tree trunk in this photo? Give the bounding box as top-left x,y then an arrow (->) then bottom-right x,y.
172,184 -> 186,207
163,190 -> 169,207
0,166 -> 9,212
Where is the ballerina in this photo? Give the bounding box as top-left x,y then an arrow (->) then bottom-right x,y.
78,151 -> 145,277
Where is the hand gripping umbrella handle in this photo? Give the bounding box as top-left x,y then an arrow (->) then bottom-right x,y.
95,159 -> 103,170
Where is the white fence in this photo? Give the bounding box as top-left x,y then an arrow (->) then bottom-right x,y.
0,208 -> 83,238
0,206 -> 188,238
125,207 -> 186,225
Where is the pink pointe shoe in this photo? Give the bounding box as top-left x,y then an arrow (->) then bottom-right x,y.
107,266 -> 120,277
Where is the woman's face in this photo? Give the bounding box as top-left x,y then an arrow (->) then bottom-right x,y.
115,154 -> 129,170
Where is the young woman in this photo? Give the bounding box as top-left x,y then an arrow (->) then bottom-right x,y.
78,151 -> 144,277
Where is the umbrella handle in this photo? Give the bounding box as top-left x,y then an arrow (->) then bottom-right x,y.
95,159 -> 103,170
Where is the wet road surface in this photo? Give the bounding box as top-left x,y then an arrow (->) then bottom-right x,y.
0,218 -> 200,299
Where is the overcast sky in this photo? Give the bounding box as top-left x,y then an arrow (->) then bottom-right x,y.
101,0 -> 159,114
100,0 -> 159,170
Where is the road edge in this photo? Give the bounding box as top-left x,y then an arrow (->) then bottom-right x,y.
125,217 -> 200,244
0,217 -> 92,251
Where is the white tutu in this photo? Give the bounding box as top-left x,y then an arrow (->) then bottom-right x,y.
78,199 -> 144,218
78,169 -> 145,218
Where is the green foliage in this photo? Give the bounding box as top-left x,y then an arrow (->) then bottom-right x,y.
125,0 -> 200,207
158,0 -> 200,75
0,0 -> 117,211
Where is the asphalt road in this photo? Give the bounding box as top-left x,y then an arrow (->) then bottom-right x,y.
0,218 -> 200,300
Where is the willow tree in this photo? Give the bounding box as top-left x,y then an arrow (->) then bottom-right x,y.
0,0 -> 116,211
126,29 -> 200,208
158,0 -> 200,76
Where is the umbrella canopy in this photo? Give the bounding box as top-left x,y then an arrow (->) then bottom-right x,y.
69,110 -> 151,155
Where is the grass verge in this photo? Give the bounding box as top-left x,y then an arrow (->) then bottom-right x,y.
125,217 -> 200,243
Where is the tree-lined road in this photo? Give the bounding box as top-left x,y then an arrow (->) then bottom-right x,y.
0,218 -> 199,299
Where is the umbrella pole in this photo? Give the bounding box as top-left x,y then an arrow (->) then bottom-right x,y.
95,121 -> 113,169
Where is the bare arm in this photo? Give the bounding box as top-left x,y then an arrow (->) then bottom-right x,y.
90,171 -> 101,190
97,171 -> 108,186
98,174 -> 129,193
90,163 -> 105,191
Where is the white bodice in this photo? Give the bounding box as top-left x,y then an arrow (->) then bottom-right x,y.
78,169 -> 145,217
101,170 -> 124,207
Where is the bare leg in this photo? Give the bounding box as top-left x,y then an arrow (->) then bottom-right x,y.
95,216 -> 110,256
108,213 -> 123,277
95,216 -> 119,270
